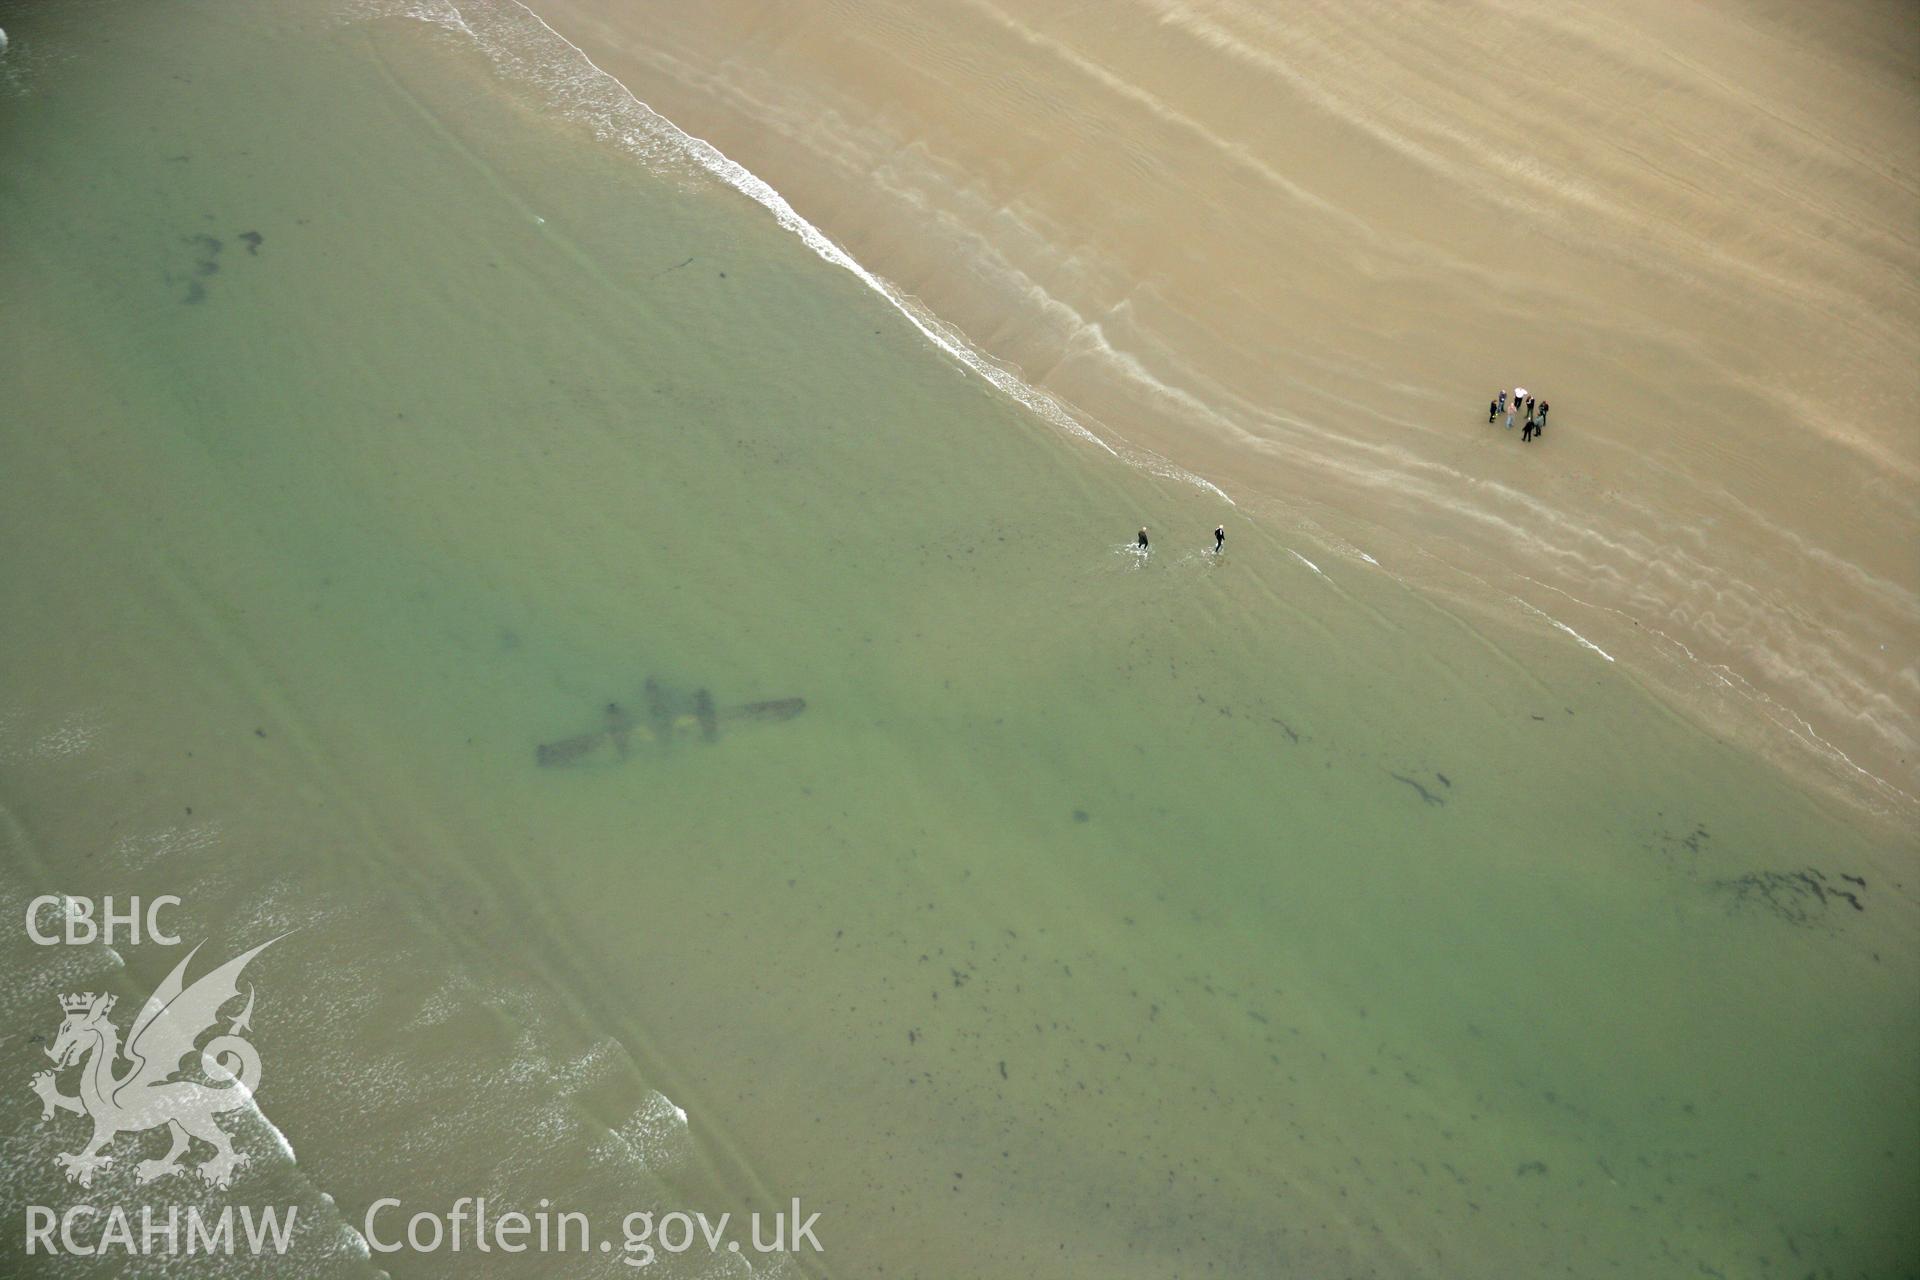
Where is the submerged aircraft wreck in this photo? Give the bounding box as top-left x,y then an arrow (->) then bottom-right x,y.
537,678 -> 806,767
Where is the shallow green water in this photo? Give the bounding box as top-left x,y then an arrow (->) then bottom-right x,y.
0,1 -> 1913,1276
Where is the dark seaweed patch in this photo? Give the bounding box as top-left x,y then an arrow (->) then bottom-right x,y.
1389,772 -> 1445,807
175,231 -> 227,303
1713,868 -> 1866,925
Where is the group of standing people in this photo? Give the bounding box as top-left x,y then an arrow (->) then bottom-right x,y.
1489,388 -> 1549,443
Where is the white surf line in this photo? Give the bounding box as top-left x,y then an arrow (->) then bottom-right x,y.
495,0 -> 1125,458
1549,618 -> 1615,663
1436,556 -> 1912,816
418,0 -> 478,41
419,0 -> 1251,510
1053,318 -> 1235,501
1511,598 -> 1614,662
1512,573 -> 1908,800
1288,549 -> 1326,577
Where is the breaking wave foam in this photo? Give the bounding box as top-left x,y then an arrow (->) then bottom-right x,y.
395,0 -> 1243,506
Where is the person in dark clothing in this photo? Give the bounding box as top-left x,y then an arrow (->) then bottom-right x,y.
1536,401 -> 1548,431
1521,418 -> 1536,443
1214,525 -> 1226,553
1489,396 -> 1500,423
1138,527 -> 1150,549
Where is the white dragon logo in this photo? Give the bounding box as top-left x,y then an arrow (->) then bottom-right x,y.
30,938 -> 280,1189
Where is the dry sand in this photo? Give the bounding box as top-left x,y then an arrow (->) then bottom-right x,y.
522,0 -> 1920,818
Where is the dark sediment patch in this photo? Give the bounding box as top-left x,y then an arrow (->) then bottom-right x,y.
1389,772 -> 1445,807
1713,867 -> 1866,924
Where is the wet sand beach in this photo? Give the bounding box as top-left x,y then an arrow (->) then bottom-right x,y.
525,0 -> 1920,822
